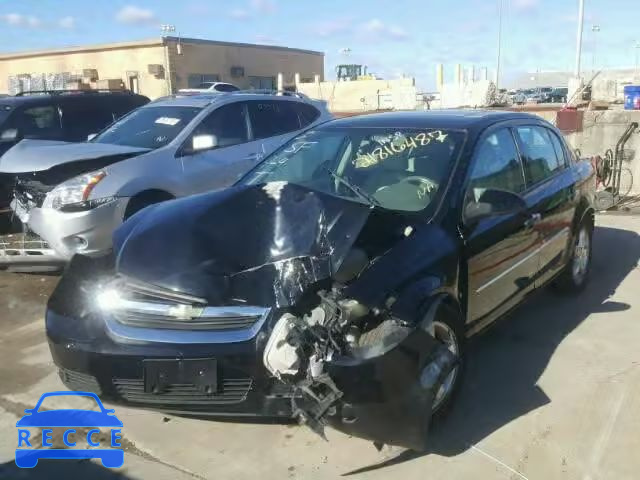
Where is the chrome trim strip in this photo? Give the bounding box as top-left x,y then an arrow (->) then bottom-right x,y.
104,306 -> 271,344
475,227 -> 569,293
119,276 -> 208,305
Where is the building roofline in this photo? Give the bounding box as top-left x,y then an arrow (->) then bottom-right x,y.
164,37 -> 324,56
0,37 -> 324,61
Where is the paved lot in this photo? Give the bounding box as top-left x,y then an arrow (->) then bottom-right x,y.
0,213 -> 639,480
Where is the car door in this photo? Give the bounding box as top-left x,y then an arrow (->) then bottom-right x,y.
464,127 -> 542,333
178,101 -> 259,193
246,99 -> 306,158
513,125 -> 575,286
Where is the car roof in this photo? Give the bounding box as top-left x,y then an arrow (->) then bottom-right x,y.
148,92 -> 316,109
322,110 -> 544,130
0,91 -> 145,108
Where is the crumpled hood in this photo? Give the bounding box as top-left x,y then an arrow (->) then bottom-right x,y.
0,139 -> 150,174
113,182 -> 374,306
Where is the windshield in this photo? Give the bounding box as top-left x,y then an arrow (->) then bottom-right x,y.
242,126 -> 465,212
92,106 -> 201,149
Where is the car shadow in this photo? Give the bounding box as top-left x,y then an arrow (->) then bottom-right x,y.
343,224 -> 639,476
0,458 -> 134,480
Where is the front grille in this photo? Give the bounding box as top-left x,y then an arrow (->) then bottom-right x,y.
107,276 -> 269,332
113,311 -> 261,330
58,368 -> 102,394
113,378 -> 253,405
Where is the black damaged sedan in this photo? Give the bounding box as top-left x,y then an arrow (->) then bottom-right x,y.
46,111 -> 595,450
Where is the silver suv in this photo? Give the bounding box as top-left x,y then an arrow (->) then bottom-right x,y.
0,91 -> 331,266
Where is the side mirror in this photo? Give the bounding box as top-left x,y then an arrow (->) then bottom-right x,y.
192,134 -> 218,152
87,133 -> 97,141
464,188 -> 526,226
0,129 -> 18,143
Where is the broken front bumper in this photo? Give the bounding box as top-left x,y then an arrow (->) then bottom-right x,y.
0,231 -> 65,267
19,197 -> 129,261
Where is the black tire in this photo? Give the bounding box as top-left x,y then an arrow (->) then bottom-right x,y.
428,303 -> 466,421
355,305 -> 465,419
554,216 -> 593,293
124,191 -> 173,220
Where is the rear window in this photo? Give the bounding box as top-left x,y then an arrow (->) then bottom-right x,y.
248,100 -> 301,138
295,103 -> 321,128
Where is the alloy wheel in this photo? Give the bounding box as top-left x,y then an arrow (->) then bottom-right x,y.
572,227 -> 590,285
431,320 -> 460,412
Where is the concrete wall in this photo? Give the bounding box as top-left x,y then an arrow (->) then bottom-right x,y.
0,41 -> 169,99
439,80 -> 493,108
297,78 -> 416,112
564,110 -> 640,195
591,70 -> 640,103
168,40 -> 324,91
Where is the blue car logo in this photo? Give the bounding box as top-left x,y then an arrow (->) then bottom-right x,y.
15,391 -> 124,468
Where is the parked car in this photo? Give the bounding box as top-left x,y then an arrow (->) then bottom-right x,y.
525,87 -> 553,103
46,110 -> 595,451
549,87 -> 569,103
178,82 -> 240,94
0,90 -> 149,232
0,91 -> 331,267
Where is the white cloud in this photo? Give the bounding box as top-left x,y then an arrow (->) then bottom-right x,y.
229,8 -> 250,20
58,16 -> 75,29
251,0 -> 275,14
361,19 -> 408,41
1,13 -> 42,28
513,0 -> 538,10
115,5 -> 156,25
314,18 -> 351,37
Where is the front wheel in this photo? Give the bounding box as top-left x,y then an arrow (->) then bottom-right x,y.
427,305 -> 465,420
554,218 -> 593,293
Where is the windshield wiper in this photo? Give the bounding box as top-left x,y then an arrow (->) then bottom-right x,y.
325,167 -> 380,207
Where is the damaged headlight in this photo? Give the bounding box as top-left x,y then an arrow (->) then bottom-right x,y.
42,170 -> 114,212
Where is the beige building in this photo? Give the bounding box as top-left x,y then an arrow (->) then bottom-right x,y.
0,37 -> 324,99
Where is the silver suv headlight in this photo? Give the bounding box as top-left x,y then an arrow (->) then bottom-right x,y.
43,170 -> 114,212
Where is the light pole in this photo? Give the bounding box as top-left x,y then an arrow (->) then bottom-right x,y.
592,25 -> 601,72
496,0 -> 503,90
574,0 -> 585,77
160,25 -> 176,95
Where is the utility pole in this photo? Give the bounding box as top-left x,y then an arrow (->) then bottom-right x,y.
574,0 -> 585,77
496,0 -> 503,90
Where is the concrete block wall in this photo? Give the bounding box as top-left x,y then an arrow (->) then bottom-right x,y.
439,80 -> 493,108
296,78 -> 416,112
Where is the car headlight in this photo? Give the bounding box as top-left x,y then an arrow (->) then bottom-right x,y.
43,171 -> 114,212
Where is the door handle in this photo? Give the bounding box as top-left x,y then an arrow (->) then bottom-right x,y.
524,213 -> 542,228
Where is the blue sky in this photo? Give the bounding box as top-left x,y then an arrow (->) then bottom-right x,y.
0,0 -> 638,89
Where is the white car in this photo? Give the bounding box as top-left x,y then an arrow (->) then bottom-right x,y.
0,91 -> 332,266
178,82 -> 240,94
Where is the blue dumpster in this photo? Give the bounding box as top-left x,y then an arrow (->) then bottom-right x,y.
624,85 -> 640,110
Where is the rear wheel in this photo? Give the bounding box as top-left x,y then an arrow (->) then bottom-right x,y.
554,217 -> 593,293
